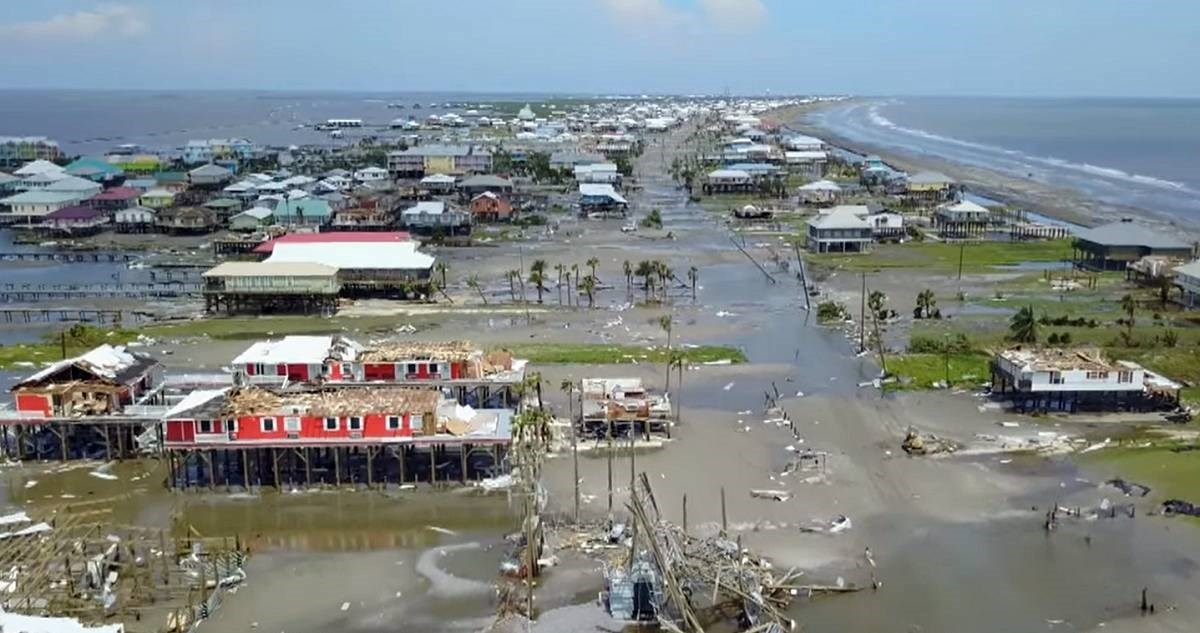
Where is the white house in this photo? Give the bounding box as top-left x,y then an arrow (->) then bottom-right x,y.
1174,260 -> 1200,308
798,179 -> 842,205
354,167 -> 390,183
989,347 -> 1179,411
806,207 -> 872,253
114,205 -> 157,232
0,190 -> 84,220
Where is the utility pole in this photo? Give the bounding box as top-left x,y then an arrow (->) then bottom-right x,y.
569,384 -> 579,524
859,272 -> 867,353
957,241 -> 965,281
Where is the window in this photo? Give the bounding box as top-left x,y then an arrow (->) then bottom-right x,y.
227,419 -> 238,434
387,416 -> 401,430
1085,371 -> 1109,380
411,413 -> 424,435
324,417 -> 339,431
252,363 -> 269,375
407,363 -> 417,375
348,416 -> 363,431
341,363 -> 353,376
1049,371 -> 1064,385
1118,370 -> 1134,383
260,417 -> 276,432
284,417 -> 301,432
428,362 -> 439,375
198,419 -> 213,434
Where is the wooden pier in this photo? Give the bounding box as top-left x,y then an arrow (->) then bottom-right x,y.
0,251 -> 140,263
0,307 -> 150,324
0,281 -> 200,302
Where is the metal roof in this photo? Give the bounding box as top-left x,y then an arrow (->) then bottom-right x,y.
808,208 -> 871,230
203,261 -> 340,277
1075,219 -> 1191,250
266,241 -> 435,271
0,190 -> 81,205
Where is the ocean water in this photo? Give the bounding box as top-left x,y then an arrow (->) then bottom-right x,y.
808,97 -> 1200,225
0,90 -> 558,156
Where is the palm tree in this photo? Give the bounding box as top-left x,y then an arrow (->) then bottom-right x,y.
560,378 -> 580,522
1120,293 -> 1137,340
467,274 -> 487,305
554,263 -> 565,305
915,289 -> 937,319
658,264 -> 673,301
635,260 -> 654,302
571,263 -> 580,306
586,257 -> 600,282
659,314 -> 673,391
867,290 -> 888,373
581,274 -> 597,308
1009,305 -> 1038,343
528,266 -> 547,304
435,261 -> 449,289
506,270 -> 518,302
623,260 -> 633,296
687,266 -> 698,301
1154,275 -> 1174,308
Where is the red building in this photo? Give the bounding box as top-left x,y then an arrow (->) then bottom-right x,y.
230,337 -> 526,408
251,231 -> 411,257
469,192 -> 514,222
88,186 -> 142,213
8,344 -> 162,419
3,344 -> 164,461
162,385 -> 513,488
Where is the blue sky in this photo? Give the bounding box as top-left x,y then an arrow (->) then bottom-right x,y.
0,0 -> 1195,97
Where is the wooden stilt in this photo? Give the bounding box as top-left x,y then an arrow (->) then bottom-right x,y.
459,444 -> 468,483
334,447 -> 341,487
58,423 -> 68,462
429,445 -> 436,485
366,447 -> 374,488
204,451 -> 215,490
271,447 -> 280,489
242,449 -> 249,490
304,447 -> 312,488
104,424 -> 112,461
399,446 -> 407,484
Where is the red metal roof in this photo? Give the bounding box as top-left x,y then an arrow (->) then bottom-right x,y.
90,186 -> 142,201
253,231 -> 411,254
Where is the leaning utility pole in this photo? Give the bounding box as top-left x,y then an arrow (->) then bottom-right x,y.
859,272 -> 868,353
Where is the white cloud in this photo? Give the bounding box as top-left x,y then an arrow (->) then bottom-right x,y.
700,0 -> 768,33
598,0 -> 766,35
0,5 -> 148,41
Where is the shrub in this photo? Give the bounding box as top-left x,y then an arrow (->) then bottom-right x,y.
816,301 -> 848,323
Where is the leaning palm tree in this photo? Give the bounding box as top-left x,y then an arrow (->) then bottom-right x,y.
434,261 -> 449,289
686,266 -> 698,301
586,257 -> 600,282
635,260 -> 654,302
623,260 -> 633,296
506,270 -> 518,302
1009,305 -> 1038,343
466,274 -> 487,305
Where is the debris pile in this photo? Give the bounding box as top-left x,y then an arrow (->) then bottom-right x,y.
901,427 -> 959,456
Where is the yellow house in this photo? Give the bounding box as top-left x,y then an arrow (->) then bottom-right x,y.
139,188 -> 176,209
424,155 -> 456,174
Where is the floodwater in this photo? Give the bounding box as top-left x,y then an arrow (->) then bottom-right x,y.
4,119 -> 1200,633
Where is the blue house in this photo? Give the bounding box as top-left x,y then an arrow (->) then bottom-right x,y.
273,198 -> 332,226
65,156 -> 124,183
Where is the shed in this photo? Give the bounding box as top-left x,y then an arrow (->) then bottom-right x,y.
1073,218 -> 1194,271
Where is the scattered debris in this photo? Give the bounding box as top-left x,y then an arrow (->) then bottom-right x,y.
427,526 -> 457,536
750,489 -> 792,502
1106,479 -> 1151,498
901,428 -> 959,456
1162,499 -> 1200,517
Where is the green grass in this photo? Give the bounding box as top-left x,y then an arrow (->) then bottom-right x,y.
1084,443 -> 1200,502
884,352 -> 992,390
495,342 -> 747,365
0,327 -> 140,369
810,240 -> 1073,273
142,315 -> 428,341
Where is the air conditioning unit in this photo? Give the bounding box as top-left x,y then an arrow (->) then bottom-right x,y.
286,432 -> 300,440
349,431 -> 363,439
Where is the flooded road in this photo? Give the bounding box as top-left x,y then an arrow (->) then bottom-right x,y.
2,117 -> 1198,633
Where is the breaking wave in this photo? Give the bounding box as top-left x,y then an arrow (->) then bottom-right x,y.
861,102 -> 1192,194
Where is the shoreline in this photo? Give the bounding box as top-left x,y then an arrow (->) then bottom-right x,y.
792,101 -> 1200,237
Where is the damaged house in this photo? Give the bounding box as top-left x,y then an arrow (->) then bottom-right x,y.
990,347 -> 1181,412
579,378 -> 672,440
162,385 -> 513,488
